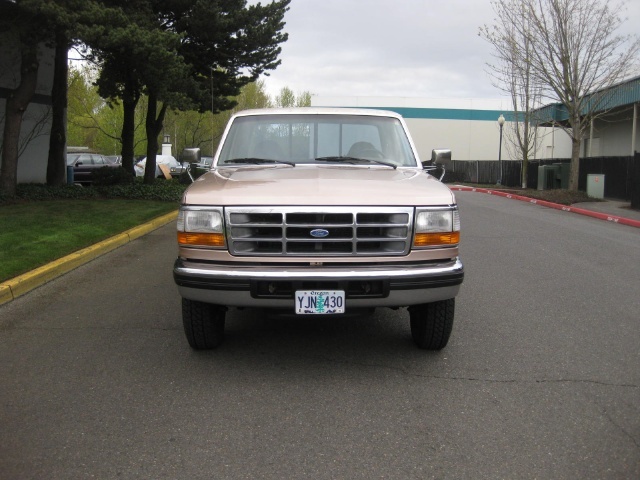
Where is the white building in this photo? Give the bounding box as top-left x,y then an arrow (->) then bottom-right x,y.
0,38 -> 54,184
311,95 -> 572,163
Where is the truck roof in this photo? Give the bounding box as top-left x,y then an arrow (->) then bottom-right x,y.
232,107 -> 404,119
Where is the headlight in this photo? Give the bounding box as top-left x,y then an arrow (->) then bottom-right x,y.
177,208 -> 226,248
413,208 -> 460,248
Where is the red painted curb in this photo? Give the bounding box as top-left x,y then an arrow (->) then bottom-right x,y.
450,186 -> 640,229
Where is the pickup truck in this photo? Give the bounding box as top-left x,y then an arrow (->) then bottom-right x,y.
173,108 -> 464,350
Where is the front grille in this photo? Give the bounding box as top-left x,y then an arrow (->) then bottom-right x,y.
226,207 -> 414,257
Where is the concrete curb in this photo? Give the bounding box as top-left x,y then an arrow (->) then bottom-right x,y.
0,210 -> 178,306
451,186 -> 640,229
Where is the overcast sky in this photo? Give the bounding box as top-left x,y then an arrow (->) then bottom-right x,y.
259,0 -> 640,102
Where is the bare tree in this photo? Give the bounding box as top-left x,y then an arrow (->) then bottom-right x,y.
481,0 -> 544,188
488,0 -> 639,191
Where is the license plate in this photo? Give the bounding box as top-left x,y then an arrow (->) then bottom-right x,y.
295,290 -> 345,314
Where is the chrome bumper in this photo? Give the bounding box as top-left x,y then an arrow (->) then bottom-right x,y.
174,257 -> 464,309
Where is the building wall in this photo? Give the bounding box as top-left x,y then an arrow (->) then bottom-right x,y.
311,95 -> 573,162
0,41 -> 54,184
586,107 -> 639,157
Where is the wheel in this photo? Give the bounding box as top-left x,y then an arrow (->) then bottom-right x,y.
408,299 -> 455,350
182,298 -> 226,349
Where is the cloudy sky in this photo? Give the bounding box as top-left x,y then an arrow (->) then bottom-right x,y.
259,0 -> 640,102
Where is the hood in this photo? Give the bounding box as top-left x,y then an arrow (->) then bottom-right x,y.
183,165 -> 456,206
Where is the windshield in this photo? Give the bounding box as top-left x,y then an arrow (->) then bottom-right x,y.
66,154 -> 80,166
217,114 -> 418,168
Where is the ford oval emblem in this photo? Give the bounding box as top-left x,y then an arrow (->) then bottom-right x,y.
310,228 -> 329,238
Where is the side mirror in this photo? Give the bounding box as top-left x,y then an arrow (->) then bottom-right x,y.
431,149 -> 451,167
422,149 -> 451,181
181,147 -> 201,164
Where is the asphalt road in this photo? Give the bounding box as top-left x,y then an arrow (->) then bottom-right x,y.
1,191 -> 639,479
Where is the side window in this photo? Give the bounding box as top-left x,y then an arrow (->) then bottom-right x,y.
92,155 -> 105,165
78,155 -> 91,164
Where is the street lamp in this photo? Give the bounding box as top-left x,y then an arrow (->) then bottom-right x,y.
497,114 -> 505,185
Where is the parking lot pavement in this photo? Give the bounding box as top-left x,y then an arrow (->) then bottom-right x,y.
1,192 -> 638,479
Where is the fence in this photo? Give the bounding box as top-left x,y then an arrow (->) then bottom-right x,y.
449,155 -> 638,201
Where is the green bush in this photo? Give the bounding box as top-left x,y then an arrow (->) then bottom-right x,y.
0,179 -> 187,204
92,166 -> 135,186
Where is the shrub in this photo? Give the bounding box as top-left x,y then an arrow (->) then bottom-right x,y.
0,179 -> 187,204
92,166 -> 135,186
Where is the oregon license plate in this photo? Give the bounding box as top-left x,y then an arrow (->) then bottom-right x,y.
295,290 -> 345,314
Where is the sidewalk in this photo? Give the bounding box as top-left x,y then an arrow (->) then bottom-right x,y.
451,186 -> 640,228
0,211 -> 178,306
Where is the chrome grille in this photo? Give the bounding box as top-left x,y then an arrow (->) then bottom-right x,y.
226,207 -> 414,257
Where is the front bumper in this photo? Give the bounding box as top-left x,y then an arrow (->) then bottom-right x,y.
174,257 -> 464,309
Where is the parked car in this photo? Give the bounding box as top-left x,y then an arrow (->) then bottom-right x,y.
105,155 -> 122,165
134,155 -> 185,178
66,153 -> 119,185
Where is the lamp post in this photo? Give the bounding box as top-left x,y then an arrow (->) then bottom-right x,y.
497,114 -> 505,185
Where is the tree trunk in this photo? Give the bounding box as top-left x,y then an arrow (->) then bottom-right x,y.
144,93 -> 159,184
143,92 -> 168,185
120,77 -> 139,176
569,136 -> 581,192
121,95 -> 137,175
46,35 -> 68,186
0,44 -> 39,196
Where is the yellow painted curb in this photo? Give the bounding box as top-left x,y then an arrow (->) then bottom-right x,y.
0,210 -> 178,306
127,211 -> 177,241
0,285 -> 13,304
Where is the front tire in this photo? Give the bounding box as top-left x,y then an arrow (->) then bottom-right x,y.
408,299 -> 455,350
182,299 -> 226,349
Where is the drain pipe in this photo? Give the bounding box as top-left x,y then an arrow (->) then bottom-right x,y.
632,103 -> 638,156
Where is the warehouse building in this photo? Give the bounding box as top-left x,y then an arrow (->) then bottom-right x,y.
311,95 -> 572,162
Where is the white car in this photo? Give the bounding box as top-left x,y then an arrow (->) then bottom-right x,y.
134,155 -> 185,178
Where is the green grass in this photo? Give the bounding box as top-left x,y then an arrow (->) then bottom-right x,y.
0,199 -> 177,282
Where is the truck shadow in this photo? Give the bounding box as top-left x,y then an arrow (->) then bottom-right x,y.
219,306 -> 416,354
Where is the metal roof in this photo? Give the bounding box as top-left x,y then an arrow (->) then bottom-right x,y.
534,75 -> 640,124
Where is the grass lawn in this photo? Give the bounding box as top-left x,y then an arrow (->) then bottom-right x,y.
0,199 -> 178,282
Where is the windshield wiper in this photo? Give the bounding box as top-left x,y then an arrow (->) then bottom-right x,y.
315,156 -> 397,169
223,157 -> 295,167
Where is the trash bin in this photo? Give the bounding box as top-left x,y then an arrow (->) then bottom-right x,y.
537,164 -> 561,190
553,163 -> 570,189
587,174 -> 605,199
66,165 -> 74,184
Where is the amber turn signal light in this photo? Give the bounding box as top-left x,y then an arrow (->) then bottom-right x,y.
178,232 -> 225,247
414,231 -> 460,247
